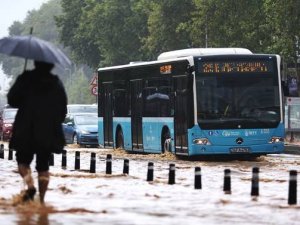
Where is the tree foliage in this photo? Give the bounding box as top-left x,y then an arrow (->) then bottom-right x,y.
55,0 -> 300,67
1,0 -> 300,106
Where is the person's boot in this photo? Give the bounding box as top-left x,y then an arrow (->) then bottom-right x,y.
38,171 -> 49,204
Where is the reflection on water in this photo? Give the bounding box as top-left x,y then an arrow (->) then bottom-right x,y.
15,203 -> 51,225
17,212 -> 49,225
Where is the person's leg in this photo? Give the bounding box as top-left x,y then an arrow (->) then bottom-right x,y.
38,171 -> 49,204
16,151 -> 36,201
36,152 -> 51,204
18,164 -> 34,189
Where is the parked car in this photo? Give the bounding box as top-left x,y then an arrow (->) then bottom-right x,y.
62,113 -> 98,147
0,108 -> 18,141
67,104 -> 97,114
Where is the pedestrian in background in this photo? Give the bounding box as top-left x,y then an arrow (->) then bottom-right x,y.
7,61 -> 67,204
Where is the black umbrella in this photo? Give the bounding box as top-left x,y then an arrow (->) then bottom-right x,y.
0,35 -> 71,68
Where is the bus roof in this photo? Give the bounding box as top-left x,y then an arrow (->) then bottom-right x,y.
98,56 -> 193,72
98,48 -> 254,72
157,48 -> 252,60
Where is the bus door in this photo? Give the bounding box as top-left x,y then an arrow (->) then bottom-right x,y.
130,79 -> 143,151
174,75 -> 189,155
103,82 -> 113,148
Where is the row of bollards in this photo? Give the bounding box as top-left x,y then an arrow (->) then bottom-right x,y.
1,147 -> 298,205
221,167 -> 297,205
0,144 -> 13,160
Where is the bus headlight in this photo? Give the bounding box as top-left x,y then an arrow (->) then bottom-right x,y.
269,136 -> 284,143
193,138 -> 211,145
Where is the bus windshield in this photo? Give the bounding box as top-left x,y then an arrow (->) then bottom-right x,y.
196,64 -> 280,129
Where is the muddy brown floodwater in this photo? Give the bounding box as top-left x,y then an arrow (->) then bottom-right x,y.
0,143 -> 299,225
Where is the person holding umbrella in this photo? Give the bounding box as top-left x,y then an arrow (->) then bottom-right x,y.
0,34 -> 70,204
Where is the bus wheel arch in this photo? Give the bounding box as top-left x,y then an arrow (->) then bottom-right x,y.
115,125 -> 124,150
161,126 -> 171,153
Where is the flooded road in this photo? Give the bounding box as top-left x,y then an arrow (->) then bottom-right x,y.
0,144 -> 299,225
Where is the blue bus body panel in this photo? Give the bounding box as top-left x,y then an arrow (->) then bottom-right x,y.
100,115 -> 284,156
187,123 -> 285,156
113,117 -> 132,150
142,117 -> 174,153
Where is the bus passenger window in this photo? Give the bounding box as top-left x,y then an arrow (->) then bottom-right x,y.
114,89 -> 128,116
143,87 -> 158,117
158,86 -> 172,117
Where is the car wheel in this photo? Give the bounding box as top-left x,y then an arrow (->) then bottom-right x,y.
73,134 -> 78,144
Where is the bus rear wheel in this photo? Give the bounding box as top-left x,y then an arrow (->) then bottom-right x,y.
162,130 -> 171,153
116,129 -> 124,150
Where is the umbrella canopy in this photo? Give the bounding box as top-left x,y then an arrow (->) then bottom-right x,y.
0,35 -> 71,67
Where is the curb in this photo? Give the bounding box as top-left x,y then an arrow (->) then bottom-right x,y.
284,144 -> 300,155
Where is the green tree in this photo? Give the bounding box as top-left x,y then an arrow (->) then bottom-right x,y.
81,0 -> 148,66
263,0 -> 300,64
189,0 -> 266,52
56,0 -> 101,67
142,0 -> 194,59
65,68 -> 96,104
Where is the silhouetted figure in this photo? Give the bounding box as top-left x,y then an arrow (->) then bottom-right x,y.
7,61 -> 67,204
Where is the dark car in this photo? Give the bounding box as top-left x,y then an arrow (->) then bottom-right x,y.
0,108 -> 18,141
62,113 -> 98,147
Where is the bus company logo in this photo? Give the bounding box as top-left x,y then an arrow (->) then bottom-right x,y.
245,130 -> 257,136
208,131 -> 220,136
260,129 -> 270,134
222,131 -> 240,137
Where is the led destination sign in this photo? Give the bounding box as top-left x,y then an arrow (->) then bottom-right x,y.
199,61 -> 273,73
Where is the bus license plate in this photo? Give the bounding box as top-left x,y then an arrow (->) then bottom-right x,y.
230,147 -> 250,153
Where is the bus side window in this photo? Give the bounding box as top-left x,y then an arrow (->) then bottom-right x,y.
158,86 -> 172,117
114,89 -> 128,116
143,87 -> 158,117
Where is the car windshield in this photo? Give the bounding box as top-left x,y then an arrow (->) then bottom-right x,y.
74,115 -> 98,125
3,110 -> 17,119
68,105 -> 97,114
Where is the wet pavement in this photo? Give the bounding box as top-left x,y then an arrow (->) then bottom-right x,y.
0,143 -> 299,225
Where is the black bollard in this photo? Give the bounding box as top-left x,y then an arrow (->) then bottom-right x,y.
0,144 -> 4,159
49,153 -> 54,166
288,170 -> 297,205
8,149 -> 13,160
223,169 -> 231,194
61,149 -> 67,168
168,163 -> 176,185
75,151 -> 80,170
90,152 -> 96,173
106,154 -> 112,174
147,162 -> 154,182
251,167 -> 259,196
194,167 -> 202,189
123,159 -> 129,174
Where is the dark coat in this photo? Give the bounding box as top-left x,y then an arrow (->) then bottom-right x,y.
7,69 -> 67,154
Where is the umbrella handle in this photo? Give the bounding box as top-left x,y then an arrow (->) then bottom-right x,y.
23,27 -> 34,71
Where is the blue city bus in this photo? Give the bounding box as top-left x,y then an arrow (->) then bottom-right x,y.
97,48 -> 284,156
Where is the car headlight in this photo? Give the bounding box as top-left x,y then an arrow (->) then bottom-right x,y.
80,130 -> 90,134
269,136 -> 284,143
193,138 -> 211,145
4,123 -> 13,128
